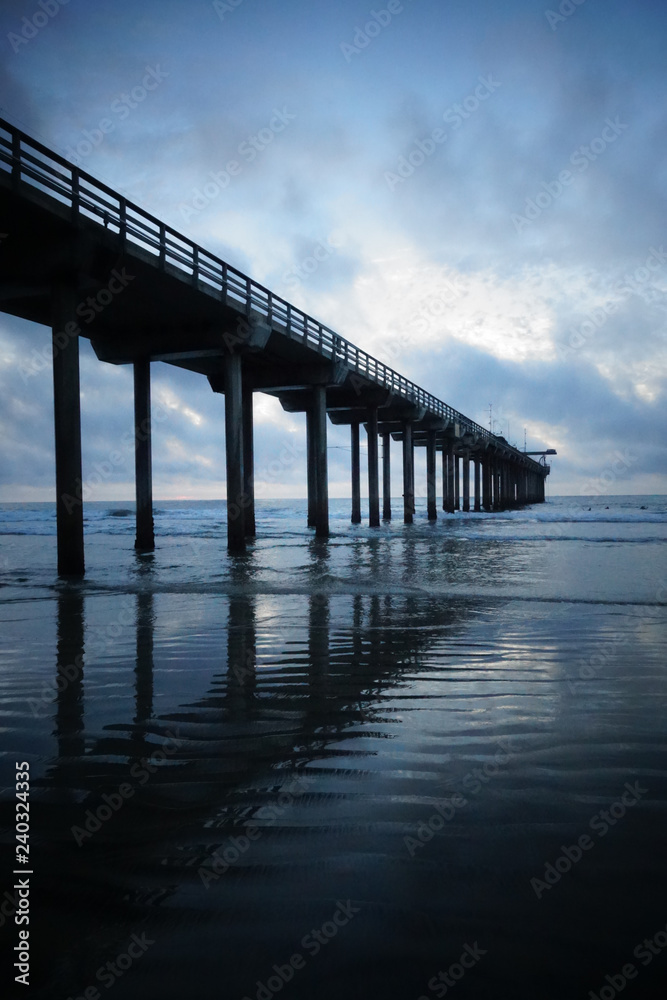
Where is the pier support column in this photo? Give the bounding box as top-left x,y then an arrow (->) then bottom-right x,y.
307,407 -> 317,528
367,407 -> 380,528
312,385 -> 329,537
462,452 -> 470,512
382,431 -> 392,521
474,457 -> 481,512
482,456 -> 492,511
224,353 -> 245,552
133,358 -> 155,552
242,389 -> 255,537
445,443 -> 456,513
52,285 -> 84,576
454,453 -> 460,511
402,421 -> 414,524
351,422 -> 361,524
493,461 -> 501,510
426,430 -> 437,521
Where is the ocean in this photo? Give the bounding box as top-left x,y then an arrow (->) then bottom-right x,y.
1,495 -> 666,999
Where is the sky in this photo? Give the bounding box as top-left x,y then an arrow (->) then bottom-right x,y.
1,0 -> 666,500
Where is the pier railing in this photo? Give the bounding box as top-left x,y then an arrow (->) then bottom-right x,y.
1,117 -> 506,449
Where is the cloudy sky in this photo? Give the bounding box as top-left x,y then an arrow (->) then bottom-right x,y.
1,0 -> 666,500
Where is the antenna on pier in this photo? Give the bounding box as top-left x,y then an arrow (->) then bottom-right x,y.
488,403 -> 493,432
524,427 -> 527,452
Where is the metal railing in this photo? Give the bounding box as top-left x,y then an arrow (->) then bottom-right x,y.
0,117 -> 540,465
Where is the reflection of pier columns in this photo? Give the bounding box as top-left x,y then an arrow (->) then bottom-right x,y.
55,590 -> 85,760
382,432 -> 392,521
243,388 -> 256,537
52,285 -> 84,576
312,385 -> 329,538
226,595 -> 256,715
351,422 -> 361,524
135,591 -> 154,724
134,358 -> 155,552
367,407 -> 380,528
224,352 -> 245,552
474,457 -> 481,512
462,452 -> 470,513
402,420 -> 414,524
426,430 -> 437,521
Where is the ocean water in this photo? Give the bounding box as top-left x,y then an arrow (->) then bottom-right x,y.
0,495 -> 666,999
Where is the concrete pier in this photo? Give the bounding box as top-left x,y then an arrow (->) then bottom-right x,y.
462,452 -> 470,513
427,430 -> 437,521
243,389 -> 256,537
454,453 -> 460,512
0,115 -> 553,574
474,457 -> 481,512
367,407 -> 380,528
224,353 -> 245,552
444,444 -> 456,513
351,422 -> 361,524
312,385 -> 329,538
382,432 -> 391,521
52,285 -> 85,576
133,358 -> 155,552
403,420 -> 414,524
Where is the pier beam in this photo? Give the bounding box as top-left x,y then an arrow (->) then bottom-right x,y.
462,452 -> 470,512
426,430 -> 437,521
351,421 -> 361,524
473,457 -> 481,512
243,389 -> 255,537
382,432 -> 392,521
367,407 -> 380,527
133,359 -> 155,552
402,420 -> 414,524
312,385 -> 329,537
224,353 -> 245,552
52,285 -> 84,576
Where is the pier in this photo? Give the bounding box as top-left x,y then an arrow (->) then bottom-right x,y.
0,118 -> 551,575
